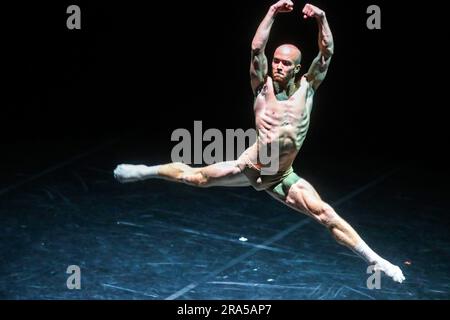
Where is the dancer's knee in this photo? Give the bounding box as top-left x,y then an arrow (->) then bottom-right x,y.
316,203 -> 339,227
287,185 -> 337,226
302,199 -> 335,226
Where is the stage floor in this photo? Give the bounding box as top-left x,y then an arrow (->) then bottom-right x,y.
1,139 -> 448,300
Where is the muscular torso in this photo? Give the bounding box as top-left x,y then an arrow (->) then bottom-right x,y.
254,76 -> 314,172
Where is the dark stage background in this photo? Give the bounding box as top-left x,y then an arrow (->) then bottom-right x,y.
1,0 -> 448,301
3,0 -> 445,159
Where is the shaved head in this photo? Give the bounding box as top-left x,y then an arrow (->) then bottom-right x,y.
274,44 -> 302,64
271,44 -> 302,87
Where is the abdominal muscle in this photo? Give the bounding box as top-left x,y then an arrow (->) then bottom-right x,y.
259,134 -> 299,173
240,133 -> 298,175
250,77 -> 312,174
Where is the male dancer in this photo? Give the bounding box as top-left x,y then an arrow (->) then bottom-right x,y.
114,1 -> 405,283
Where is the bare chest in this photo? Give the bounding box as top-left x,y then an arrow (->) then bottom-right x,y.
254,92 -> 307,132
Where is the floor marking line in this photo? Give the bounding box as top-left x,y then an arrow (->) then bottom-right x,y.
165,167 -> 400,300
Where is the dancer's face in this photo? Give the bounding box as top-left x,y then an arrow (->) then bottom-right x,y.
272,45 -> 301,85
